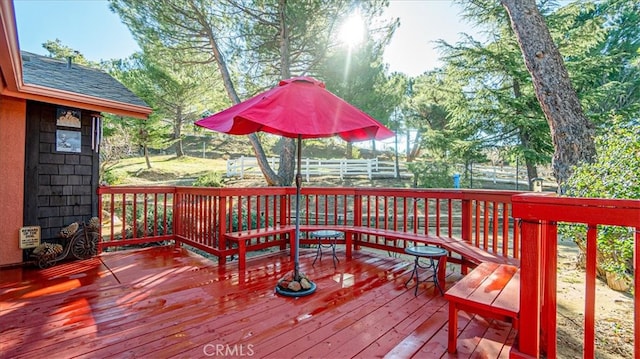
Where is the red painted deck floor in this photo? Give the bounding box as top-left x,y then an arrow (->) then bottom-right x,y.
0,246 -> 516,358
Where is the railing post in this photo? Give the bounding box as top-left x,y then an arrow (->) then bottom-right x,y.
279,194 -> 288,226
541,221 -> 557,359
353,193 -> 363,251
97,187 -> 104,253
459,197 -> 473,274
633,226 -> 640,358
173,189 -> 182,248
516,218 -> 542,358
217,196 -> 227,265
461,198 -> 472,244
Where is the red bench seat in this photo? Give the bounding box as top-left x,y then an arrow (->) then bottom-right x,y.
445,262 -> 520,353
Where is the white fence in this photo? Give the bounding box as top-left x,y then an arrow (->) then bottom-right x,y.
226,157 -> 401,180
226,157 -> 554,189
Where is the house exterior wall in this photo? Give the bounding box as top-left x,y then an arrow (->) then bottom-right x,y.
0,95 -> 27,266
23,101 -> 99,258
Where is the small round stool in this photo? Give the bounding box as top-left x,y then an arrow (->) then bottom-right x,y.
311,230 -> 342,268
404,246 -> 447,295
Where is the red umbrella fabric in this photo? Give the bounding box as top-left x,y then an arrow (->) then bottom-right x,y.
195,76 -> 394,141
195,76 -> 394,296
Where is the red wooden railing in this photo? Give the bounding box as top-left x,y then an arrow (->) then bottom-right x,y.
512,193 -> 640,359
97,186 -> 639,357
98,186 -> 520,263
97,186 -> 174,250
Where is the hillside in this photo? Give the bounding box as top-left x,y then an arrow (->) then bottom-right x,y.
106,155 -> 415,188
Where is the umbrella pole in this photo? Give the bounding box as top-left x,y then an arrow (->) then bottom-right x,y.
294,135 -> 302,281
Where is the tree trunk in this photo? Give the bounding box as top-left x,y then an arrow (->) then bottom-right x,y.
408,131 -> 422,162
501,0 -> 596,191
174,137 -> 184,157
203,3 -> 294,186
346,142 -> 353,159
273,0 -> 296,186
174,107 -> 184,157
144,144 -> 152,169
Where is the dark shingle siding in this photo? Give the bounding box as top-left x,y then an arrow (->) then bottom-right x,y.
21,51 -> 148,108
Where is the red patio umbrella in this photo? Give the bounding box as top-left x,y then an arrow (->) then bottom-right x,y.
195,76 -> 394,296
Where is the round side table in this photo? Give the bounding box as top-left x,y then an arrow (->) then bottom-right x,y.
404,245 -> 447,296
311,230 -> 343,268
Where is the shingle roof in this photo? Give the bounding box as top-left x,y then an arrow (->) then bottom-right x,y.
21,51 -> 148,108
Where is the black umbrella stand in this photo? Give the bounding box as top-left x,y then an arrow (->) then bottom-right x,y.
275,135 -> 317,297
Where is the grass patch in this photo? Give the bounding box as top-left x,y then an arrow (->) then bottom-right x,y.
111,155 -> 228,185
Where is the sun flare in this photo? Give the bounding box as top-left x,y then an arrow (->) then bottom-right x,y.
339,11 -> 365,47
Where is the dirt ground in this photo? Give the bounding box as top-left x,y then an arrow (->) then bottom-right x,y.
555,239 -> 634,358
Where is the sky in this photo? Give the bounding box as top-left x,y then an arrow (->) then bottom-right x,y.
13,0 -> 478,77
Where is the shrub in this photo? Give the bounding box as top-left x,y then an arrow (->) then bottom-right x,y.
560,122 -> 639,289
124,204 -> 173,238
408,160 -> 453,188
101,169 -> 127,185
229,210 -> 273,232
193,172 -> 225,187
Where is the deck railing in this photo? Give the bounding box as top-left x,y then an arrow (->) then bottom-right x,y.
97,185 -> 639,358
512,193 -> 639,359
97,186 -> 174,249
98,186 -> 519,262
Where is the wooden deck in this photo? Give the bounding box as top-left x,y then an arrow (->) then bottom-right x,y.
0,246 -> 516,358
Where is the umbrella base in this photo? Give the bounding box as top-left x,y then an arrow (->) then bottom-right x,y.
275,281 -> 317,297
275,271 -> 317,297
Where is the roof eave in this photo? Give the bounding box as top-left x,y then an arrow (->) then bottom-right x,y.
0,0 -> 22,92
3,84 -> 152,119
1,1 -> 151,119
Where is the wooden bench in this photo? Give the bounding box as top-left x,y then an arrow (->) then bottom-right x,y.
224,226 -> 295,270
444,262 -> 520,353
334,227 -> 519,284
225,225 -> 356,270
225,224 -> 518,273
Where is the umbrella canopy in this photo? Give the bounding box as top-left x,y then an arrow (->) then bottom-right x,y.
195,76 -> 394,297
195,76 -> 394,141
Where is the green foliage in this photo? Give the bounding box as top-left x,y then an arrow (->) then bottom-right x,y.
560,122 -> 639,281
41,39 -> 95,66
193,172 -> 225,187
101,169 -> 127,185
565,122 -> 639,199
123,204 -> 173,238
229,210 -> 273,232
103,52 -> 222,158
109,0 -> 397,184
408,160 -> 453,188
437,0 -> 640,187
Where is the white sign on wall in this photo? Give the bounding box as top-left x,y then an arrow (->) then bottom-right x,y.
20,226 -> 41,249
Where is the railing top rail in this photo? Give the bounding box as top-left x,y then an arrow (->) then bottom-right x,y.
98,185 -> 524,202
97,185 -> 176,194
175,186 -> 292,196
513,192 -> 640,227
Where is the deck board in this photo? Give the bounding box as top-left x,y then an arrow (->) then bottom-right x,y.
0,246 -> 515,359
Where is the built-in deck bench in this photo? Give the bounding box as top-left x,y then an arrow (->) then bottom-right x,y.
224,224 -> 518,277
224,226 -> 295,270
444,262 -> 520,354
